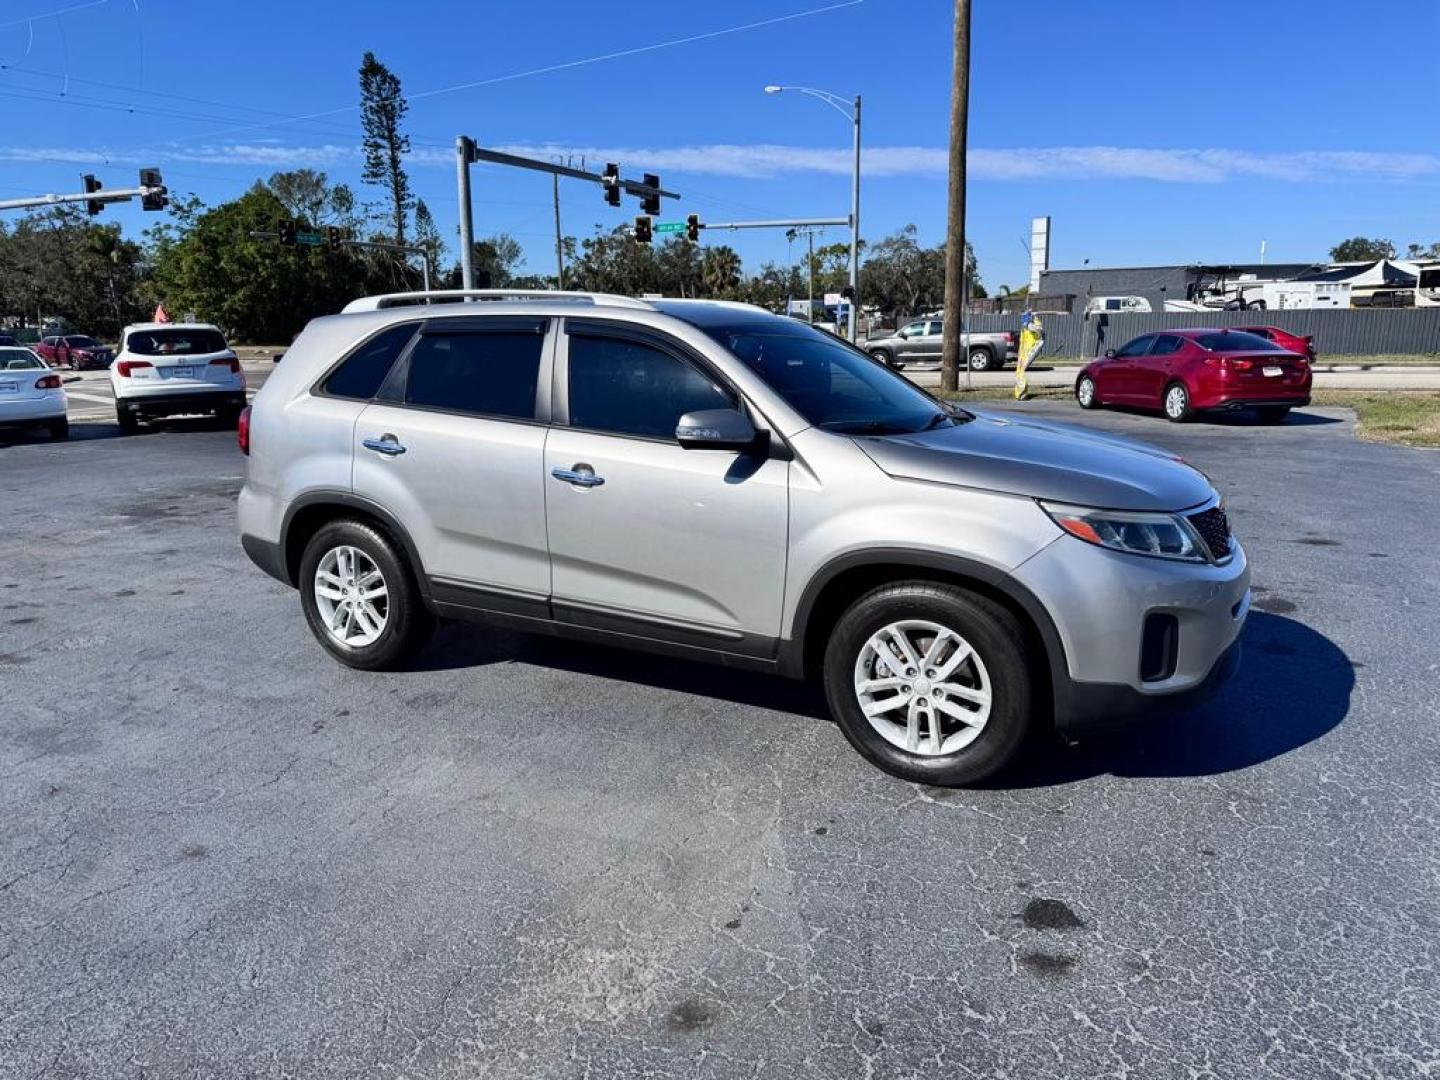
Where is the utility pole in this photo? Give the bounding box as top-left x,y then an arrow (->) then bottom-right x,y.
808,231 -> 816,324
552,173 -> 565,289
940,0 -> 972,393
456,136 -> 476,290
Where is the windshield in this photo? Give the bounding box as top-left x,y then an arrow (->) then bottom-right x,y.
700,323 -> 956,435
126,328 -> 228,356
1420,268 -> 1440,290
64,336 -> 99,348
0,348 -> 45,370
1194,331 -> 1286,353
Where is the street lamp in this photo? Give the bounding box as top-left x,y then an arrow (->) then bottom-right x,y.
765,84 -> 861,342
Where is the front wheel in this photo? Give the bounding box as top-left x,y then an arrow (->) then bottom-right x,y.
299,519 -> 435,670
1163,382 -> 1192,422
967,348 -> 995,372
822,582 -> 1035,786
1076,375 -> 1099,410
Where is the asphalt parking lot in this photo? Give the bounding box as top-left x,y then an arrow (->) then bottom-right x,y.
3,401 -> 1438,1078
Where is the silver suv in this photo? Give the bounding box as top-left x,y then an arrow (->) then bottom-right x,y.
238,290 -> 1250,786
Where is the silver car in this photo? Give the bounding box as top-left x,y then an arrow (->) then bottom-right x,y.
239,290 -> 1249,786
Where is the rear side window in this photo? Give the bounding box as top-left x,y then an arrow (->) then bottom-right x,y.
405,331 -> 543,420
1149,335 -> 1184,356
568,334 -> 733,439
323,323 -> 416,400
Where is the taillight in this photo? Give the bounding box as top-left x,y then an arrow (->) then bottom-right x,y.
237,405 -> 251,455
36,374 -> 61,390
116,360 -> 153,377
1004,331 -> 1016,344
210,357 -> 241,373
1231,358 -> 1254,371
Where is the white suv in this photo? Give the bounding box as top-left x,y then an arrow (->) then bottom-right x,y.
111,322 -> 246,432
238,290 -> 1250,786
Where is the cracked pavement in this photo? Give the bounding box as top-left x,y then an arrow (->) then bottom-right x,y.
1,404 -> 1437,1078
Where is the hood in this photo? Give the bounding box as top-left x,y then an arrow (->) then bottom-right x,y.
855,409 -> 1215,512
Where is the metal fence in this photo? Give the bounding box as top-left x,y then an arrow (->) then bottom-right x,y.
962,308 -> 1440,358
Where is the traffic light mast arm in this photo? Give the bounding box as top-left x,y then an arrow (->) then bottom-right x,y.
0,184 -> 167,213
461,142 -> 679,200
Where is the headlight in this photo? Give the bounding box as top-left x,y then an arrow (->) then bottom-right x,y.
1040,501 -> 1207,562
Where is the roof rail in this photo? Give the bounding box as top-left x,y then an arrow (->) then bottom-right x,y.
340,289 -> 654,314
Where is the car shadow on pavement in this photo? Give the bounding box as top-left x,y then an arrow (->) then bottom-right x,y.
989,612 -> 1353,787
412,622 -> 832,719
1098,405 -> 1342,428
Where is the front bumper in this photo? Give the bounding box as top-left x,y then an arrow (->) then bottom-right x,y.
1012,532 -> 1251,734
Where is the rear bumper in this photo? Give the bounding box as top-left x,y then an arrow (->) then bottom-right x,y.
240,533 -> 290,585
1208,394 -> 1311,410
118,390 -> 245,416
0,394 -> 66,424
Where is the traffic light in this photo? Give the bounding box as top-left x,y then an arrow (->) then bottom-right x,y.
327,226 -> 344,248
686,214 -> 700,243
138,168 -> 167,211
602,162 -> 621,207
277,218 -> 297,246
841,284 -> 856,301
633,216 -> 653,245
641,173 -> 661,216
82,174 -> 103,216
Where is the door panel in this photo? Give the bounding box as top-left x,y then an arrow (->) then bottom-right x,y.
545,428 -> 788,642
353,403 -> 551,599
1134,334 -> 1182,405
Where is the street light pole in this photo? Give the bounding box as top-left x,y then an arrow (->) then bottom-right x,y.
765,85 -> 862,342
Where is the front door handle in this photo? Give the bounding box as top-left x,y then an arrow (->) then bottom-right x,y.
551,465 -> 604,488
363,434 -> 406,457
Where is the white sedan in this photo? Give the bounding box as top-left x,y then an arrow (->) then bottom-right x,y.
0,346 -> 68,439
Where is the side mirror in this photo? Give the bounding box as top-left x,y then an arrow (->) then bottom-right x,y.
1104,348 -> 1117,358
675,408 -> 759,451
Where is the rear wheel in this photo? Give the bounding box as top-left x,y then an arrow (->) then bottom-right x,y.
1255,405 -> 1290,425
299,519 -> 435,670
47,418 -> 69,440
116,404 -> 140,434
822,582 -> 1035,786
968,348 -> 995,372
1163,381 -> 1192,422
1076,374 -> 1099,409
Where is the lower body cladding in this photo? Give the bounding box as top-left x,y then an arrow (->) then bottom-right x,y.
1012,534 -> 1251,735
118,388 -> 246,420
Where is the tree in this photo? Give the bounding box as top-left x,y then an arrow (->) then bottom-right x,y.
359,51 -> 413,245
470,233 -> 523,288
1329,237 -> 1396,262
701,246 -> 742,298
1405,242 -> 1440,260
413,199 -> 445,282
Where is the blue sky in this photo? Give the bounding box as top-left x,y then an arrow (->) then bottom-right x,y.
2,0 -> 1438,290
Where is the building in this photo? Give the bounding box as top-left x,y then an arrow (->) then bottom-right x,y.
1037,262 -> 1320,313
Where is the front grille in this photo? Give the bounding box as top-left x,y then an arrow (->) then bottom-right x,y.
1187,506 -> 1232,561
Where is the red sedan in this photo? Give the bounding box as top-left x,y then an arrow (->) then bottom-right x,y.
1234,325 -> 1317,363
1076,328 -> 1311,423
35,334 -> 113,370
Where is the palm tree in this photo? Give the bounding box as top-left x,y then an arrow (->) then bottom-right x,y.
701,246 -> 742,298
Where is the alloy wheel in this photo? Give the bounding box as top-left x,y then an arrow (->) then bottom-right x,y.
1165,384 -> 1188,419
313,545 -> 389,647
852,619 -> 992,756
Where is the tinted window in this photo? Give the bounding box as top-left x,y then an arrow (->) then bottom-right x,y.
1194,331 -> 1285,352
568,334 -> 733,439
1114,335 -> 1154,358
64,336 -> 99,347
323,323 -> 416,400
1148,335 -> 1184,356
406,331 -> 542,420
700,323 -> 954,436
900,322 -> 925,337
126,328 -> 228,356
0,348 -> 45,370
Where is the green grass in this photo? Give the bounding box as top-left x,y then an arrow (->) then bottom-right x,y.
1311,391 -> 1440,448
934,385 -> 1072,403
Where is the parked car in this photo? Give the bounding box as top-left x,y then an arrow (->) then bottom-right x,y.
0,346 -> 68,439
36,334 -> 114,370
0,334 -> 17,347
865,320 -> 1017,372
1075,328 -> 1312,424
110,322 -> 246,433
239,289 -> 1249,787
1233,325 -> 1317,363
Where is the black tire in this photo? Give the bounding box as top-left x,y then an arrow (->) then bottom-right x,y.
1162,381 -> 1192,423
869,348 -> 900,370
298,518 -> 435,671
967,348 -> 995,372
1255,405 -> 1290,425
1075,374 -> 1100,410
116,405 -> 140,434
821,581 -> 1036,786
48,418 -> 69,440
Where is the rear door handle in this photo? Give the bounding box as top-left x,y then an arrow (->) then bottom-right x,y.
551,465 -> 604,488
363,434 -> 406,457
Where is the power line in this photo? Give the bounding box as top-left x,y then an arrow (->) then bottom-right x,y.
0,0 -> 109,31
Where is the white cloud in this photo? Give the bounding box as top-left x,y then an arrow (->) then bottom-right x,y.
4,143 -> 1437,183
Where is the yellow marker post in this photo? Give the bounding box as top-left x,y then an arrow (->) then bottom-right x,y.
1015,312 -> 1044,400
